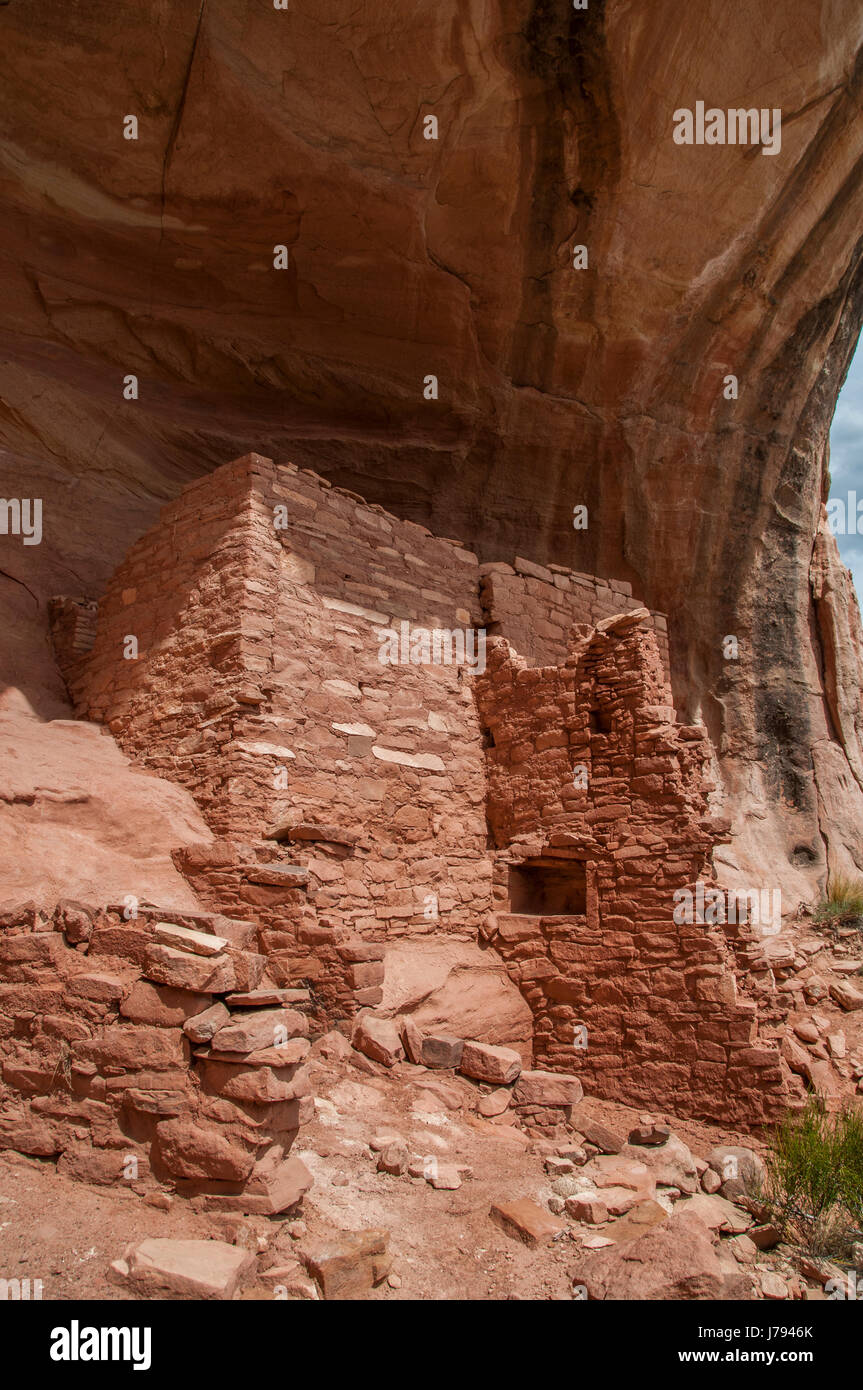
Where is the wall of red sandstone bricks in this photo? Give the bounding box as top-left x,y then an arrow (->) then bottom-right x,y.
78,455 -> 494,1018
479,561 -> 671,676
72,453 -> 788,1123
474,618 -> 789,1126
0,900 -> 313,1209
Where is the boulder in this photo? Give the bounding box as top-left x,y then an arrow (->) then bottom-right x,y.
489,1198 -> 566,1247
676,1192 -> 752,1235
203,1153 -> 313,1216
575,1117 -> 625,1154
0,1111 -> 61,1155
566,1195 -> 608,1225
154,1118 -> 254,1182
352,1014 -> 405,1067
460,1041 -> 522,1085
621,1134 -> 698,1193
239,1152 -> 313,1214
301,1229 -> 390,1299
398,1015 -> 424,1064
377,1140 -> 410,1176
829,980 -> 863,1011
628,1123 -> 671,1146
570,1211 -> 750,1300
420,1033 -> 464,1069
478,1088 -> 511,1117
760,1271 -> 789,1300
110,1238 -> 254,1300
706,1144 -> 766,1198
604,1199 -> 669,1244
514,1070 -> 583,1107
380,940 -> 533,1061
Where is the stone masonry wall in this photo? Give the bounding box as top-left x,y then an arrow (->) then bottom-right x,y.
474,615 -> 790,1126
479,560 -> 671,676
0,899 -> 314,1211
66,453 -> 789,1124
76,454 -> 494,1023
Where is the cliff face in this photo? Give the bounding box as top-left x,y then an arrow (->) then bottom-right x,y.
2,1 -> 863,900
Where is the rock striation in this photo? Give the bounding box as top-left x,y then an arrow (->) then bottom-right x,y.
1,3 -> 863,895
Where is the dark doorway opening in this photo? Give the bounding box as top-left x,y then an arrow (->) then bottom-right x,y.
508,858 -> 587,915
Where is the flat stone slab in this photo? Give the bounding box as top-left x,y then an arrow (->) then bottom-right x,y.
193,1039 -> 310,1067
210,1008 -> 309,1054
490,1198 -> 566,1248
514,1069 -> 583,1106
676,1193 -> 752,1234
459,1041 -> 522,1085
225,988 -> 309,1007
604,1199 -> 669,1244
143,943 -> 235,994
575,1117 -> 625,1154
183,1001 -> 230,1043
109,1238 -> 255,1300
265,820 -> 359,847
243,865 -> 310,887
154,921 -> 228,957
830,980 -> 863,1010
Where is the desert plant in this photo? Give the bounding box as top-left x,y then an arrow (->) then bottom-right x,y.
813,872 -> 863,927
764,1096 -> 863,1258
49,1039 -> 73,1093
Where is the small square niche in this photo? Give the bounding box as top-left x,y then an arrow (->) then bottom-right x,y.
508,858 -> 587,915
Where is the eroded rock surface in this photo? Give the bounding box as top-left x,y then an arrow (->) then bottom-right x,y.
1,3 -> 863,893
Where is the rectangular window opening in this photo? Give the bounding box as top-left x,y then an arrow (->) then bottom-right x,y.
508,858 -> 587,915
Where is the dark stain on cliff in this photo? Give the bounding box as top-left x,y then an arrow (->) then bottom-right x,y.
746,239 -> 863,806
507,0 -> 620,392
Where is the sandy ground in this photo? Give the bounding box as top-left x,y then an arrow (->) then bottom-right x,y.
0,1046 -> 766,1303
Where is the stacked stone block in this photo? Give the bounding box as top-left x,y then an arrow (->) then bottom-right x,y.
58,453 -> 791,1125
77,453 -> 494,953
0,900 -> 313,1212
474,614 -> 790,1126
479,559 -> 671,676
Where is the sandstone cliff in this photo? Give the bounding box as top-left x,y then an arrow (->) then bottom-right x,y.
2,1 -> 863,901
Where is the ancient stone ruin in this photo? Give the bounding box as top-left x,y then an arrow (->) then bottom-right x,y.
0,451 -> 806,1218
2,0 -> 863,1314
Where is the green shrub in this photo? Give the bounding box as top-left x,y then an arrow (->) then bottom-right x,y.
813,873 -> 863,926
764,1096 -> 863,1257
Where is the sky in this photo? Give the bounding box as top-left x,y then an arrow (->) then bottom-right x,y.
828,343 -> 863,594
